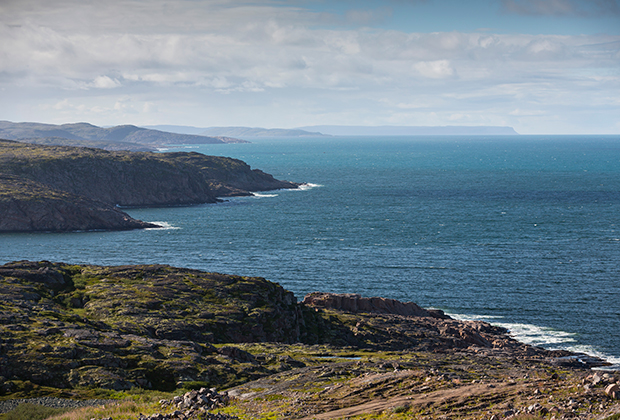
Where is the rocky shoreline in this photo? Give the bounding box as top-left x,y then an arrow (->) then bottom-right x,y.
0,261 -> 618,419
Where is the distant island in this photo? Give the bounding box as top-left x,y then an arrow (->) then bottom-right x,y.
0,140 -> 299,232
143,124 -> 518,138
0,121 -> 248,152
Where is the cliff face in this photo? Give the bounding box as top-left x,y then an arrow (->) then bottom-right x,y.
0,141 -> 298,207
0,140 -> 299,231
0,174 -> 157,232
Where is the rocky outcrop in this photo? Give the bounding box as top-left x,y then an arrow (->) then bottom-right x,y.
302,292 -> 449,319
0,140 -> 299,231
0,261 -> 607,394
0,261 -> 305,391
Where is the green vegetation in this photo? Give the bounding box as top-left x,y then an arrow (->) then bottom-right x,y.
0,403 -> 71,420
0,260 -> 618,419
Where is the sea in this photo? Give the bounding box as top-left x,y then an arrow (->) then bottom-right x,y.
1,135 -> 619,369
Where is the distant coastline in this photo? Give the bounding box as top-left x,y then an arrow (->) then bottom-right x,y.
145,124 -> 519,138
297,125 -> 519,136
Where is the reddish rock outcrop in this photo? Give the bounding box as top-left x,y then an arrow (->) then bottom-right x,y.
302,292 -> 449,319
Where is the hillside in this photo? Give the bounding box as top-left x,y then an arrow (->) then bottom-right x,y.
0,121 -> 248,151
0,261 -> 617,420
0,140 -> 299,232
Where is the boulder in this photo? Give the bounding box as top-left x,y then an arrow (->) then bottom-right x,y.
605,383 -> 619,399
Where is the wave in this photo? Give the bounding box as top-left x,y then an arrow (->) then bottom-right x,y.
450,313 -> 620,370
145,221 -> 180,230
297,183 -> 323,191
252,193 -> 279,198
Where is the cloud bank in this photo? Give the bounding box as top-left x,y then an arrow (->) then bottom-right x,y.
0,0 -> 619,133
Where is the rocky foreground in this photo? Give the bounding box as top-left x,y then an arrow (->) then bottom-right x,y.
0,140 -> 298,232
0,261 -> 618,419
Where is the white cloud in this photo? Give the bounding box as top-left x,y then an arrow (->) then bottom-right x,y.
52,98 -> 72,110
90,76 -> 121,89
413,60 -> 456,78
0,0 -> 618,133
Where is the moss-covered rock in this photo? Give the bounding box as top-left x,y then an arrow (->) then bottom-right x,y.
0,261 -> 304,392
0,261 -> 605,396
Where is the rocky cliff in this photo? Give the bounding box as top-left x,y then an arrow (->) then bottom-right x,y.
0,140 -> 299,231
0,261 -> 598,396
0,175 -> 157,232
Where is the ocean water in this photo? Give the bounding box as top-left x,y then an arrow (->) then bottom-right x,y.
1,135 -> 619,368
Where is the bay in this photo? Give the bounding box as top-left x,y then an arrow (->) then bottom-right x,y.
1,135 -> 619,368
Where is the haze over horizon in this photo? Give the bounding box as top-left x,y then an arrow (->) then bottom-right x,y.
1,0 -> 619,135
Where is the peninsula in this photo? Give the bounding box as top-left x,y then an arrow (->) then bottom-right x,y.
0,140 -> 299,232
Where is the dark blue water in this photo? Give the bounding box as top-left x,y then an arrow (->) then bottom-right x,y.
1,135 -> 619,367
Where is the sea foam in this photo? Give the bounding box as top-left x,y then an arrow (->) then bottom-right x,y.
252,193 -> 279,198
297,183 -> 323,190
451,312 -> 620,370
145,222 -> 180,230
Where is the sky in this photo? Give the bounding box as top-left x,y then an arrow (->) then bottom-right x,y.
1,0 -> 619,134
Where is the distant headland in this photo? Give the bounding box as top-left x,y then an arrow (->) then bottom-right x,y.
0,140 -> 299,233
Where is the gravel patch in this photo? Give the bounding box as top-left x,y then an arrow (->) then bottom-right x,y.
0,397 -> 117,414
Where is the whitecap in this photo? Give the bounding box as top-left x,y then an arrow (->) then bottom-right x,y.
252,193 -> 278,198
145,221 -> 180,230
296,183 -> 323,191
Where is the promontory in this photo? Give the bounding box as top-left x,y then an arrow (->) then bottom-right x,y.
0,139 -> 299,232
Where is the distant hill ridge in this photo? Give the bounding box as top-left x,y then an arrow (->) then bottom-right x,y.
0,121 -> 248,151
144,124 -> 519,138
144,125 -> 326,137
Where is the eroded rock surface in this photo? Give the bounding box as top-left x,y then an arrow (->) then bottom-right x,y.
0,174 -> 157,232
